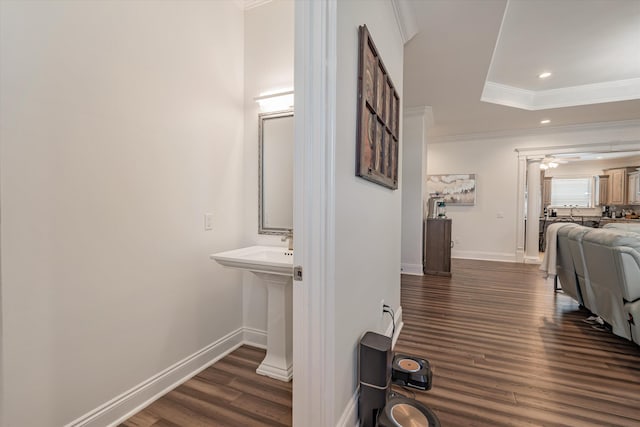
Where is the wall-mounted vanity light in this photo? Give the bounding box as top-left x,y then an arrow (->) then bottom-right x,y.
255,89 -> 294,112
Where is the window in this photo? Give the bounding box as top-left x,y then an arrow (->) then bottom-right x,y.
550,177 -> 593,207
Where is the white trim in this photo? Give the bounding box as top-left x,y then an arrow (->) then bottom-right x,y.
515,156 -> 527,263
401,263 -> 423,275
404,106 -> 430,117
482,78 -> 640,111
481,81 -> 535,110
524,256 -> 542,265
404,105 -> 434,129
243,0 -> 272,11
242,326 -> 267,349
336,389 -> 359,427
65,328 -> 249,427
452,251 -> 517,263
393,320 -> 404,349
534,78 -> 640,109
431,118 -> 640,144
293,0 -> 337,425
256,359 -> 293,382
525,159 -> 542,261
390,0 -> 419,44
514,140 -> 640,157
254,90 -> 294,101
387,306 -> 404,349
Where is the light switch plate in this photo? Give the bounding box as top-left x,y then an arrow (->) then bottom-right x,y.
204,213 -> 213,230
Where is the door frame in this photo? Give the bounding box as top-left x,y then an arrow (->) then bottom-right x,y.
292,1 -> 337,425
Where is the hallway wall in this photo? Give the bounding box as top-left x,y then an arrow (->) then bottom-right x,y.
0,2 -> 245,425
334,1 -> 405,423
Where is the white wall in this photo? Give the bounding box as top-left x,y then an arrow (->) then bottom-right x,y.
0,1 -> 245,426
427,122 -> 640,262
401,108 -> 431,275
428,138 -> 520,261
242,0 -> 294,340
334,1 -> 404,422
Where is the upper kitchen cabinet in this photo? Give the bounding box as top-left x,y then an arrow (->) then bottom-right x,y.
598,175 -> 609,206
606,168 -> 628,205
628,171 -> 640,205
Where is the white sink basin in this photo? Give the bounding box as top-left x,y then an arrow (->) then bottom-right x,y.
210,245 -> 294,381
210,245 -> 293,276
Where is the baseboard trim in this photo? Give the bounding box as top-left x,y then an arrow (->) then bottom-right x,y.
386,306 -> 404,349
524,256 -> 542,265
400,263 -> 423,275
65,327 -> 254,427
452,250 -> 516,263
336,388 -> 359,427
243,326 -> 267,349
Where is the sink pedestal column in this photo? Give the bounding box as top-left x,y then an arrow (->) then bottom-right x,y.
254,273 -> 293,382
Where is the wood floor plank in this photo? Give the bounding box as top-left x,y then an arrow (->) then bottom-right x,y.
397,259 -> 640,426
119,347 -> 291,427
229,393 -> 292,425
150,420 -> 183,427
119,410 -> 160,427
121,259 -> 640,426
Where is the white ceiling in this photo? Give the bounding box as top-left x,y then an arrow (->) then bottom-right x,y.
403,0 -> 640,139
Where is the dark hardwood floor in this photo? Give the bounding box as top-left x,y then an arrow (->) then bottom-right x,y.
119,346 -> 292,427
122,259 -> 640,426
397,259 -> 640,427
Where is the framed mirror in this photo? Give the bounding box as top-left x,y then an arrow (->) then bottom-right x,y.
259,110 -> 294,235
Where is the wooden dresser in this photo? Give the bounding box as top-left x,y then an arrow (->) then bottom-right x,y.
423,218 -> 452,277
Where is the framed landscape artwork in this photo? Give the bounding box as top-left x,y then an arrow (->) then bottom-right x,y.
426,174 -> 477,205
355,24 -> 400,190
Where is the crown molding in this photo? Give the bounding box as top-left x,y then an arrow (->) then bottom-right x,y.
430,119 -> 640,144
481,78 -> 640,111
404,106 -> 431,117
404,106 -> 434,129
480,81 -> 535,110
391,0 -> 419,44
243,0 -> 272,10
514,140 -> 640,159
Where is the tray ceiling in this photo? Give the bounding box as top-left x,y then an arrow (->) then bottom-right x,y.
403,0 -> 640,138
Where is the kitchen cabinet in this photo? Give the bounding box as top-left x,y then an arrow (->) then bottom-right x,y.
606,168 -> 627,205
424,218 -> 452,277
598,175 -> 609,206
628,171 -> 640,205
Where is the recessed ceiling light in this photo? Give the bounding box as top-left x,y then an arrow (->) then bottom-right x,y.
540,119 -> 551,124
538,72 -> 552,79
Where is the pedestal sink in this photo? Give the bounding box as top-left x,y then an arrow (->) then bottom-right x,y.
210,246 -> 293,381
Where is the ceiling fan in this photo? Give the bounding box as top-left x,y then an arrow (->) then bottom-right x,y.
539,155 -> 580,169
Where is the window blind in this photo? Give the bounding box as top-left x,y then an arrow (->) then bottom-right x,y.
550,177 -> 593,207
